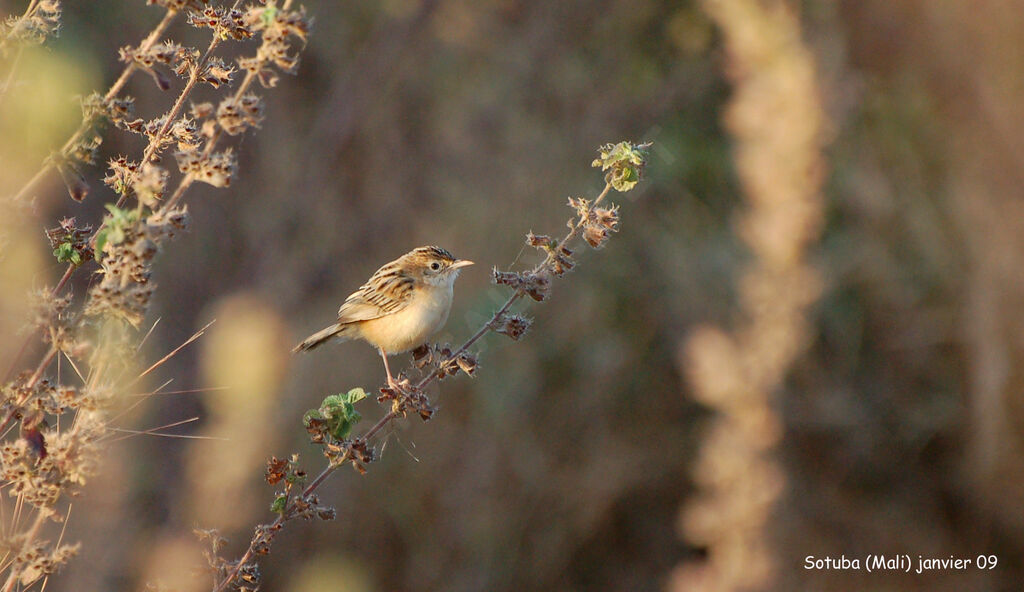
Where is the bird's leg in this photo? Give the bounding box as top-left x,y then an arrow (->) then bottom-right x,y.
379,348 -> 401,391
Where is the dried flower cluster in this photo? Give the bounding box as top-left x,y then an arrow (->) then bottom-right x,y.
1,409 -> 103,512
206,141 -> 650,592
0,369 -> 110,587
411,342 -> 479,380
0,535 -> 79,588
492,312 -> 532,341
1,1 -> 313,588
83,203 -> 190,326
45,217 -> 94,266
0,0 -> 60,55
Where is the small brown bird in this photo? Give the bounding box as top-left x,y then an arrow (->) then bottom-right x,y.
294,246 -> 473,388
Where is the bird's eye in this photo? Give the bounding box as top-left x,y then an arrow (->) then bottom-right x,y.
430,262 -> 441,271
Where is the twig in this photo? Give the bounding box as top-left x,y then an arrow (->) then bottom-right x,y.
129,320 -> 215,387
211,176 -> 622,592
117,5 -> 241,209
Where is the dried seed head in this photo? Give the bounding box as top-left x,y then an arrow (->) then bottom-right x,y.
132,163 -> 168,207
119,41 -> 197,88
265,456 -> 289,485
550,248 -> 574,276
244,4 -> 311,75
176,148 -> 237,187
103,156 -> 139,196
238,55 -> 280,88
85,209 -> 165,326
171,117 -> 199,151
455,352 -> 478,376
525,272 -> 550,301
80,93 -> 134,127
202,150 -> 238,187
3,0 -> 61,48
492,268 -> 522,288
593,205 -> 619,230
216,94 -> 265,136
495,313 -> 531,340
146,205 -> 191,241
411,344 -> 430,361
583,224 -> 608,248
20,414 -> 47,460
190,101 -> 214,119
568,196 -> 590,220
188,6 -> 253,40
29,289 -> 73,339
492,268 -> 552,301
201,57 -> 235,88
526,232 -> 552,249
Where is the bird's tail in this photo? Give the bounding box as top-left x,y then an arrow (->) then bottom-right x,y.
293,323 -> 351,353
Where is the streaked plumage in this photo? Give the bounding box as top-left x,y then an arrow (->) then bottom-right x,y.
294,246 -> 473,386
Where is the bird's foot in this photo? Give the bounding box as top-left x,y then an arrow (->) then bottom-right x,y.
381,373 -> 412,397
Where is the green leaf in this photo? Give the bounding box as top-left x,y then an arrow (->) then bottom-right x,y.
611,166 -> 639,192
270,495 -> 287,514
309,389 -> 367,440
53,242 -> 83,265
94,228 -> 108,259
321,394 -> 345,411
111,226 -> 126,244
592,140 -> 651,193
302,409 -> 325,426
343,387 -> 368,404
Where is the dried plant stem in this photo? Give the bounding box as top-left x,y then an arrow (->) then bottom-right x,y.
163,60 -> 255,210
119,3 -> 246,209
24,346 -> 55,391
0,0 -> 39,108
424,180 -> 613,370
164,0 -> 294,212
51,263 -> 75,296
0,46 -> 25,110
211,454 -> 348,592
9,7 -> 222,388
0,0 -> 42,55
210,181 -> 615,592
0,261 -> 74,386
2,4 -> 313,587
8,8 -> 180,206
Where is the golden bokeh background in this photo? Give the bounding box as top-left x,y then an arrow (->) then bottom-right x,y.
3,0 -> 1024,590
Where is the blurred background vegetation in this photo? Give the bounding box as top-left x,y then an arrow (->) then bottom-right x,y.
2,0 -> 1023,590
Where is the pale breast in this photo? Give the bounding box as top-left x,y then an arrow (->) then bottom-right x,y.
355,283 -> 454,353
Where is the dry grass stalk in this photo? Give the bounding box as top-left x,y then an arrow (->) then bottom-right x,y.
671,1 -> 829,590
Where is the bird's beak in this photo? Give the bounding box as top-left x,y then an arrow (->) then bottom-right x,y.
451,259 -> 474,270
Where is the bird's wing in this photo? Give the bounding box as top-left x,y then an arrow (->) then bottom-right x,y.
336,271 -> 415,324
